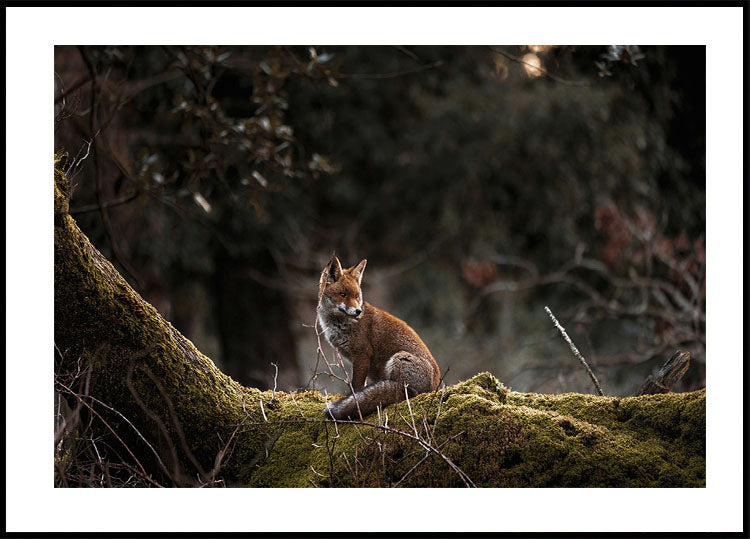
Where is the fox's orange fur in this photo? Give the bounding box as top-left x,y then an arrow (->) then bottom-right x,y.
317,256 -> 440,419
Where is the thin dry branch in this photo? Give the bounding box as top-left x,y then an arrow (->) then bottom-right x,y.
56,379 -> 172,481
56,379 -> 164,488
545,306 -> 604,396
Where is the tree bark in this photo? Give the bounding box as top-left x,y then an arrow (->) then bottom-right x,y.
637,350 -> 691,396
54,166 -> 706,487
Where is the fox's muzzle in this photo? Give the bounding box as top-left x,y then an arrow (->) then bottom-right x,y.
338,304 -> 362,317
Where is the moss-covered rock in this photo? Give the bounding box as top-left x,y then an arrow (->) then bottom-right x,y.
54,169 -> 705,488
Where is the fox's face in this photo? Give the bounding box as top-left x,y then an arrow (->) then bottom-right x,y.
318,256 -> 367,318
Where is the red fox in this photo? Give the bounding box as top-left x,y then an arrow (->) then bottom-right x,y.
317,256 -> 441,420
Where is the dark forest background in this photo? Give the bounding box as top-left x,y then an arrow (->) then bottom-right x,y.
54,45 -> 705,397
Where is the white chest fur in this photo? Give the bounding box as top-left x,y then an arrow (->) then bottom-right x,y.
318,312 -> 353,349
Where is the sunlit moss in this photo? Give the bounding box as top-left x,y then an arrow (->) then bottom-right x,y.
245,372 -> 704,487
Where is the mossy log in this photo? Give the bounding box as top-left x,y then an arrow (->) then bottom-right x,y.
54,167 -> 705,487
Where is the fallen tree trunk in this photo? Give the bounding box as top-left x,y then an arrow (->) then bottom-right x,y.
54,165 -> 705,487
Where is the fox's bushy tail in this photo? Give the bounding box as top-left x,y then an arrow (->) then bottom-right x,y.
324,380 -> 406,420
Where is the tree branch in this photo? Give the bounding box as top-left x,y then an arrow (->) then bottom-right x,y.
545,306 -> 604,396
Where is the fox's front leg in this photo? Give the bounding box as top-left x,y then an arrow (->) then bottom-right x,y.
324,355 -> 371,420
351,355 -> 370,392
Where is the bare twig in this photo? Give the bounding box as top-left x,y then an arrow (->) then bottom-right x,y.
393,451 -> 431,488
403,386 -> 419,438
210,416 -> 247,484
271,362 -> 278,400
56,380 -> 172,481
289,391 -> 307,419
64,136 -> 97,181
544,306 -> 604,396
56,378 -> 164,488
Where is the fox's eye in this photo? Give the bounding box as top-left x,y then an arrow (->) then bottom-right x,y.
355,294 -> 359,299
340,292 -> 347,298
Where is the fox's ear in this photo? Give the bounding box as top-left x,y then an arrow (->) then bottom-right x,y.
324,256 -> 343,284
351,259 -> 367,284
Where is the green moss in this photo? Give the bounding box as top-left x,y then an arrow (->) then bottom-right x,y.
442,371 -> 509,404
242,373 -> 704,487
